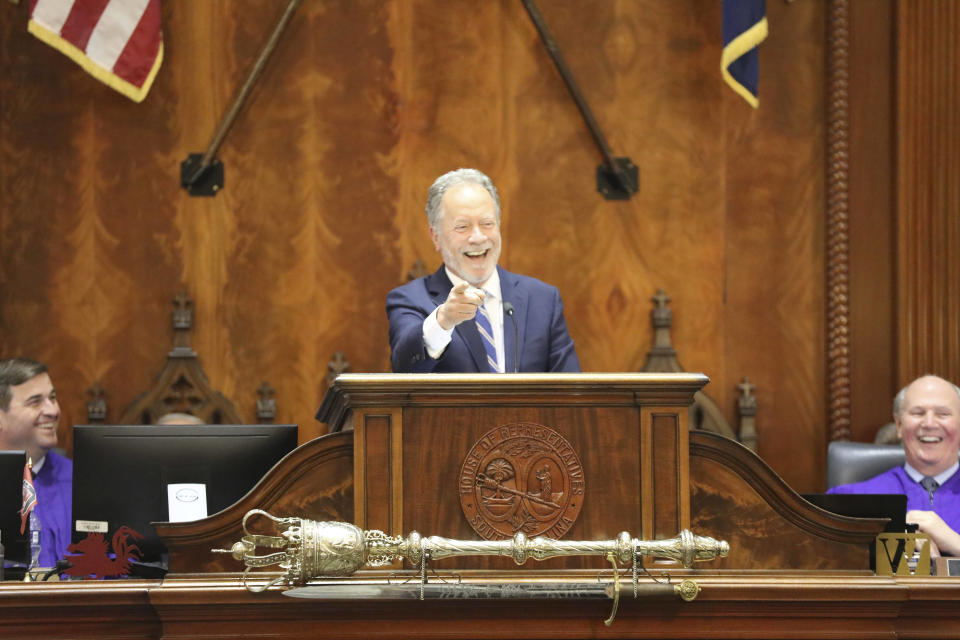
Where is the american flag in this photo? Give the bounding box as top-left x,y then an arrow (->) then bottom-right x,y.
20,459 -> 37,535
28,0 -> 164,102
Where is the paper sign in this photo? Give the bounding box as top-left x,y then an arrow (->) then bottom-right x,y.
75,519 -> 108,533
166,483 -> 208,522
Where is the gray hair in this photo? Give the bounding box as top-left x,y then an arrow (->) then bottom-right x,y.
425,168 -> 501,230
893,375 -> 960,418
0,358 -> 49,411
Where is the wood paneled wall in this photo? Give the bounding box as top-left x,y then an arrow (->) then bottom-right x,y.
847,0 -> 896,442
4,0 -> 949,493
895,2 -> 960,388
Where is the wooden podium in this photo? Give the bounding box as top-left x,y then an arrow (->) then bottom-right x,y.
2,374 -> 959,639
318,373 -> 700,566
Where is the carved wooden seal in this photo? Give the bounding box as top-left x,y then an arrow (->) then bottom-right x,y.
459,422 -> 585,540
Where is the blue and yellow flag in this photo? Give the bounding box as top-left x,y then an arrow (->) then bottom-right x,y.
722,0 -> 768,108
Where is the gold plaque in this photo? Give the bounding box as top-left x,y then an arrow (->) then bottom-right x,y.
875,532 -> 932,576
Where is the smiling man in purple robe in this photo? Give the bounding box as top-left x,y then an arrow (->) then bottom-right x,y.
829,375 -> 960,556
0,358 -> 72,569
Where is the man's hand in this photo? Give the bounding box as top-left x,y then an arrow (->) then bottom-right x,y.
437,282 -> 485,331
906,509 -> 960,557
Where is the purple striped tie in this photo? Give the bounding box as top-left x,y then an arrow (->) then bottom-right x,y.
474,296 -> 499,372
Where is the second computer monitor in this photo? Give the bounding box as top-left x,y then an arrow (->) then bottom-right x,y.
72,423 -> 298,563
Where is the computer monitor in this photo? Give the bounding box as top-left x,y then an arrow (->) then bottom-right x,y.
72,424 -> 298,564
0,450 -> 29,565
802,493 -> 908,572
802,493 -> 908,533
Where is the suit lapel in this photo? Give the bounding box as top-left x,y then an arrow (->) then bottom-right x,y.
499,266 -> 527,373
425,267 -> 452,306
426,266 -> 487,372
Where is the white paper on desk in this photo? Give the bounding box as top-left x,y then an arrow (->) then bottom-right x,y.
167,483 -> 208,522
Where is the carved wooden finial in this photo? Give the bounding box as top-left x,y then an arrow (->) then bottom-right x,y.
172,291 -> 193,329
86,382 -> 107,424
327,351 -> 351,387
171,291 -> 196,355
641,289 -> 680,372
256,381 -> 277,423
737,376 -> 758,451
651,289 -> 673,330
652,289 -> 671,309
737,377 -> 758,417
117,292 -> 241,425
407,259 -> 429,282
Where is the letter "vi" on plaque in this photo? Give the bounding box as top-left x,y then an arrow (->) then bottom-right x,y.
875,533 -> 932,576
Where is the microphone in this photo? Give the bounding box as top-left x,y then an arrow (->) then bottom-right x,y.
502,302 -> 519,373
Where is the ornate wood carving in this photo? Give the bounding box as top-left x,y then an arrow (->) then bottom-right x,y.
85,382 -> 107,425
737,377 -> 758,451
641,290 -> 680,373
86,293 -> 277,425
326,350 -> 351,387
118,293 -> 242,424
640,289 -> 756,448
256,381 -> 276,423
826,0 -> 852,441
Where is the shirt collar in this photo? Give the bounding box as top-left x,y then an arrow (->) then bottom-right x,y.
31,455 -> 47,475
904,459 -> 959,485
444,266 -> 502,301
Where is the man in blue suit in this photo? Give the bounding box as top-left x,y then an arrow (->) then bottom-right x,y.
388,168 -> 580,373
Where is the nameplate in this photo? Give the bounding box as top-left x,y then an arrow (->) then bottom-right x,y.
875,533 -> 931,576
75,519 -> 108,534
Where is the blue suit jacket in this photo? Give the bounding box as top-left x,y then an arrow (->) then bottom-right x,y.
387,266 -> 581,373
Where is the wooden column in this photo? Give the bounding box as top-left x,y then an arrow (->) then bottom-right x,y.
352,409 -> 403,533
641,407 -> 690,540
895,1 -> 960,386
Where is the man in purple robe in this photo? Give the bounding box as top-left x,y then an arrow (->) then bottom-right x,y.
0,358 -> 72,568
829,375 -> 960,556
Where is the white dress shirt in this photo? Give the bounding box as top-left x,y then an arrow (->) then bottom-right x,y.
423,267 -> 505,372
904,460 -> 959,486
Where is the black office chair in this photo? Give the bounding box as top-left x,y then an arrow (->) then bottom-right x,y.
826,441 -> 905,490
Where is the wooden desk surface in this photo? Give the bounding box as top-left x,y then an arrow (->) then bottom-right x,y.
1,571 -> 959,639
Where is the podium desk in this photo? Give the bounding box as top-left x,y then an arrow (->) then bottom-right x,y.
3,374 -> 957,638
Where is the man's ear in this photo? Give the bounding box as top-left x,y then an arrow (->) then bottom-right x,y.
895,416 -> 903,440
429,226 -> 441,252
